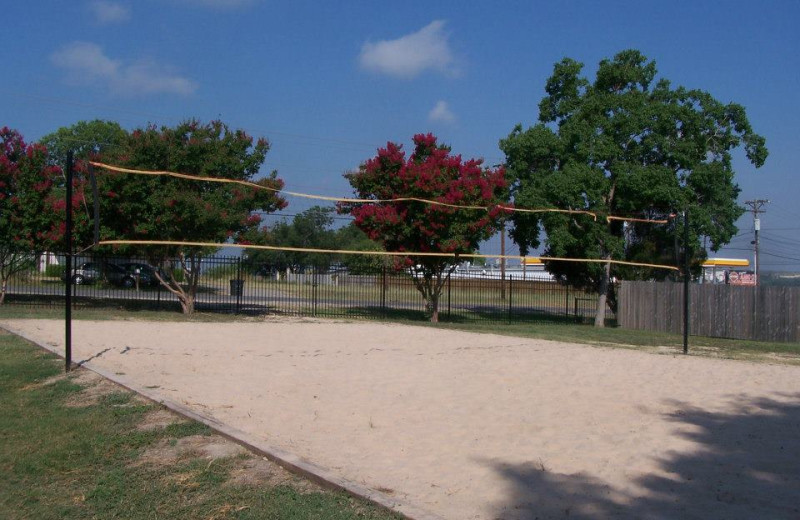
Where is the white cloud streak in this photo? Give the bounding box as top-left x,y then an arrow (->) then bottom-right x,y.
429,100 -> 456,123
88,1 -> 131,24
359,20 -> 456,79
50,42 -> 197,96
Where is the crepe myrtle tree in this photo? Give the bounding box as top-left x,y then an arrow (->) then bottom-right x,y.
501,50 -> 767,326
0,128 -> 85,303
97,119 -> 287,314
340,133 -> 508,322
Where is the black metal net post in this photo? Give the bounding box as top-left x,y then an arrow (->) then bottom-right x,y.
64,151 -> 73,373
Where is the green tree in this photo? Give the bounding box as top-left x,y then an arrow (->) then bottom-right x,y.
0,128 -> 65,303
340,133 -> 507,322
333,223 -> 384,275
39,119 -> 128,166
246,206 -> 338,273
244,208 -> 383,275
39,120 -> 130,240
97,119 -> 286,313
500,50 -> 767,326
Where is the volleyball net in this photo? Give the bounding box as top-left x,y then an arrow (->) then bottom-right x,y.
39,159 -> 684,331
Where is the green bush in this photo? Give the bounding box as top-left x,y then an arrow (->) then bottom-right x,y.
44,264 -> 65,278
204,264 -> 236,280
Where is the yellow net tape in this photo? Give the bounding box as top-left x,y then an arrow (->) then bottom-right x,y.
97,239 -> 680,271
89,161 -> 598,220
90,161 -> 676,224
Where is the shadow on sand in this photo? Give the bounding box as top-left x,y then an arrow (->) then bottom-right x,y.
488,394 -> 800,519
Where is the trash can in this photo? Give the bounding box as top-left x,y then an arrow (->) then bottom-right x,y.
230,279 -> 244,297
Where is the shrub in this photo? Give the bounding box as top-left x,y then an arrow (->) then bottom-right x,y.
44,264 -> 65,278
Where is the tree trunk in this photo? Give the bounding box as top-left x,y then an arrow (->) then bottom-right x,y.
594,259 -> 611,327
430,292 -> 439,323
0,277 -> 7,305
179,294 -> 195,314
152,262 -> 196,314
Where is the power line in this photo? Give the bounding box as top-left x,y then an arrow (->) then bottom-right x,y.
759,251 -> 800,262
760,232 -> 800,244
770,202 -> 800,220
256,210 -> 354,222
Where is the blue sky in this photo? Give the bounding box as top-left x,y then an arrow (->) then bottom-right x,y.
3,1 -> 799,270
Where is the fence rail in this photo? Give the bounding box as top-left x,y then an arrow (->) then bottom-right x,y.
2,252 -> 614,324
618,281 -> 799,343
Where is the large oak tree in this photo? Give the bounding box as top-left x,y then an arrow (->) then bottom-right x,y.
500,50 -> 767,326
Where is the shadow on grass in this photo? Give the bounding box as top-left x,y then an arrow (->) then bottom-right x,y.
487,394 -> 800,519
330,305 -> 617,328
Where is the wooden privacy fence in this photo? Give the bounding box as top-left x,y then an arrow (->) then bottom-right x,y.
618,281 -> 799,343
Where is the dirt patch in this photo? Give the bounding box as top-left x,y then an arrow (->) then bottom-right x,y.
136,432 -> 319,492
136,434 -> 236,467
20,366 -> 105,394
227,456 -> 320,492
62,368 -> 135,407
136,408 -> 185,431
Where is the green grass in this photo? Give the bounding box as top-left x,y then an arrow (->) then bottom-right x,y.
0,331 -> 400,520
424,318 -> 800,361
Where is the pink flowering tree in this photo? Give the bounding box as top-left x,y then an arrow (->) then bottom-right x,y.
340,133 -> 508,322
0,128 -> 72,303
98,120 -> 287,313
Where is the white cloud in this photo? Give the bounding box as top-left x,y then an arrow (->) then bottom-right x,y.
429,100 -> 456,123
88,1 -> 131,24
359,20 -> 456,79
51,42 -> 197,96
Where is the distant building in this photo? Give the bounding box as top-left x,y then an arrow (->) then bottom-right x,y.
452,257 -> 554,281
701,258 -> 753,285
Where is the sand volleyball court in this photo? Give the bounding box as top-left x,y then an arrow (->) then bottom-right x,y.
2,318 -> 799,519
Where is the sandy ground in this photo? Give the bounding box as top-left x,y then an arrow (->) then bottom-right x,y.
2,318 -> 799,520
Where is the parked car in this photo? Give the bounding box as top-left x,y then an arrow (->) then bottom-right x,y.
118,263 -> 167,288
63,262 -> 127,285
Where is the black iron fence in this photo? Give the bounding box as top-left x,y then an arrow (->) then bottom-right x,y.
2,253 -> 615,324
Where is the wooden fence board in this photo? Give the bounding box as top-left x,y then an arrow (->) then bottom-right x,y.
618,281 -> 799,343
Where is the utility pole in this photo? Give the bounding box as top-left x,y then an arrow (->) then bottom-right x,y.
744,199 -> 769,285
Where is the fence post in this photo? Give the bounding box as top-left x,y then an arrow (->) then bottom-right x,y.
235,256 -> 242,314
313,267 -> 318,317
508,275 -> 513,321
447,275 -> 451,319
565,284 -> 570,317
381,264 -> 387,317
